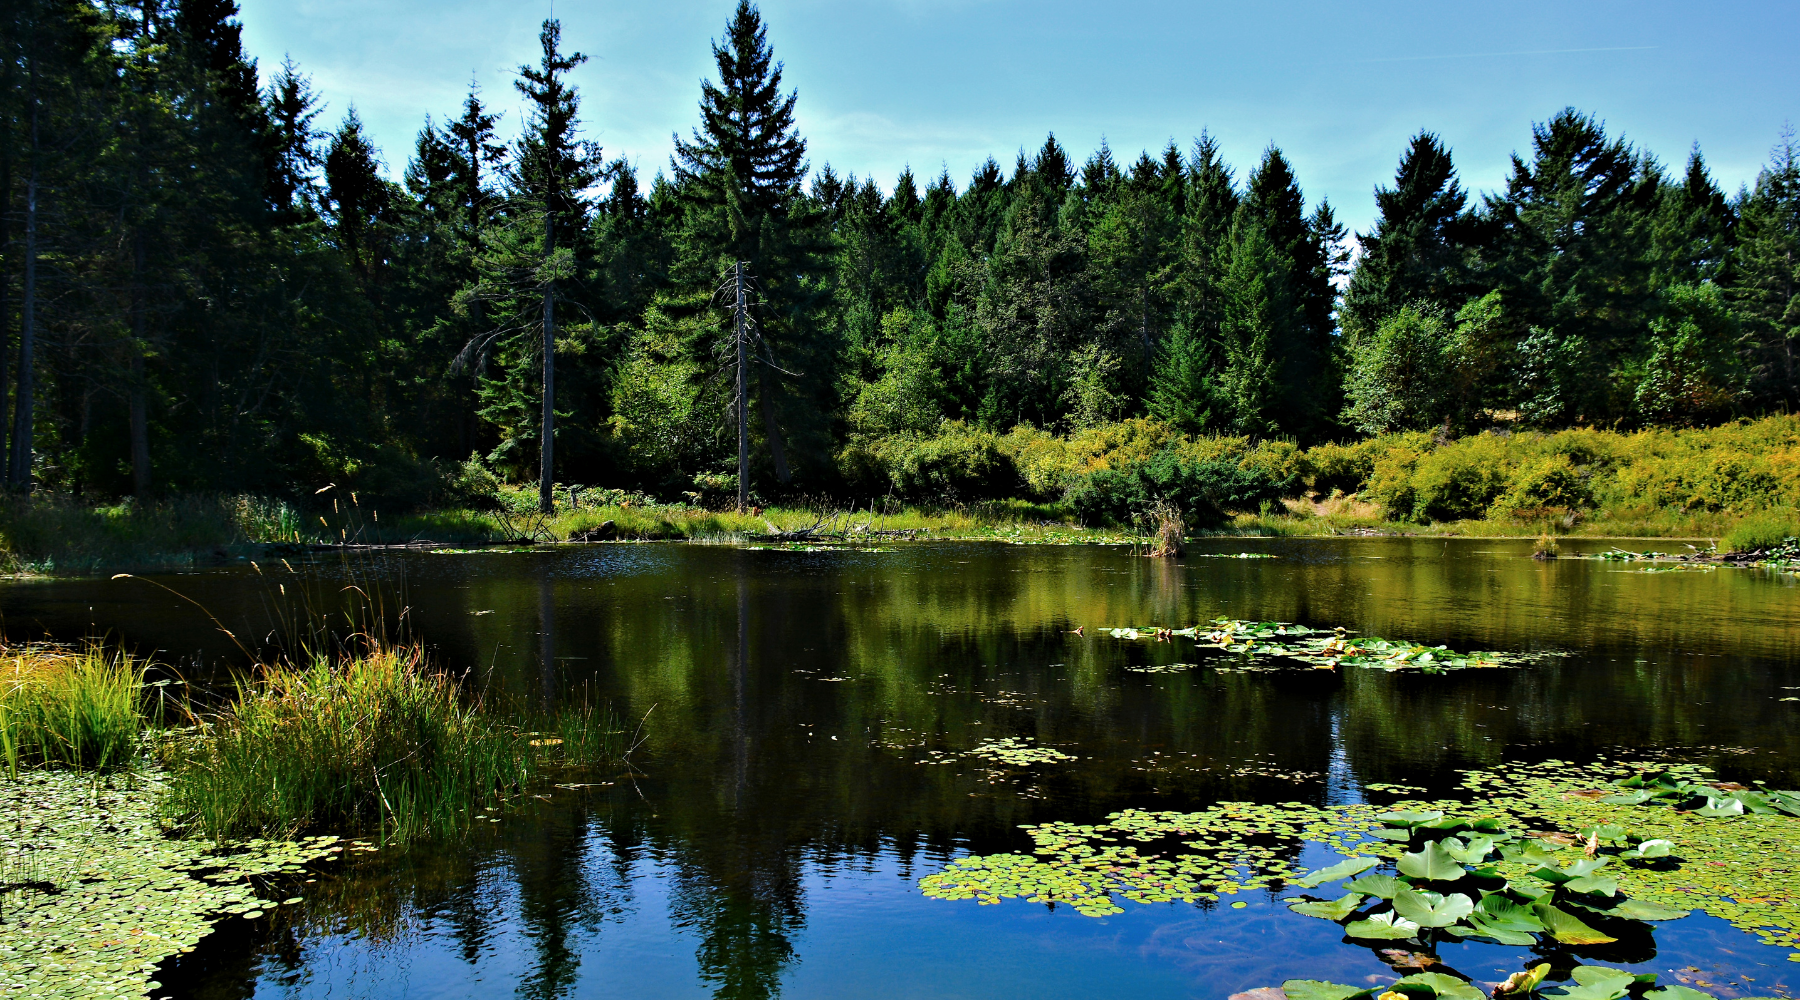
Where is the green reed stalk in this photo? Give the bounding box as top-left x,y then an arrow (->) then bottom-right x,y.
0,644 -> 142,770
160,645 -> 626,843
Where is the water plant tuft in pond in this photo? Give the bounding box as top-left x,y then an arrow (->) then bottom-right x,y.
159,645 -> 626,843
0,642 -> 143,773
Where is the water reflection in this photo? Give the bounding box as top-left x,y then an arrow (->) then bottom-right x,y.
3,539 -> 1797,998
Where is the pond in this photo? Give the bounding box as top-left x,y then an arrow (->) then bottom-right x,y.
7,537 -> 1800,1000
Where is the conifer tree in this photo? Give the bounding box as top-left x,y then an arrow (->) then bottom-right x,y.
1490,109 -> 1657,425
1732,132 -> 1800,409
263,56 -> 323,220
1341,132 -> 1474,341
671,0 -> 824,484
460,19 -> 599,510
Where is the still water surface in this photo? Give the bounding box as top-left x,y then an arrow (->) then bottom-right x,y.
6,537 -> 1799,999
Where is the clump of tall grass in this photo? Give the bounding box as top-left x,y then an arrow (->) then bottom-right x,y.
1719,514 -> 1800,554
160,645 -> 624,843
0,643 -> 143,773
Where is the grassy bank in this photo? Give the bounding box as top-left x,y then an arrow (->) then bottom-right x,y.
5,415 -> 1800,573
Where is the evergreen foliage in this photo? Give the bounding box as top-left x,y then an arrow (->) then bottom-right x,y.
0,4 -> 1795,506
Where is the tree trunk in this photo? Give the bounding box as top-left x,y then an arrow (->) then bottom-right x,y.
130,235 -> 151,496
0,128 -> 13,484
11,73 -> 38,491
538,213 -> 554,514
735,261 -> 748,512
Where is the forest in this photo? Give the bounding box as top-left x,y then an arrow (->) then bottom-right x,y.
2,0 -> 1798,512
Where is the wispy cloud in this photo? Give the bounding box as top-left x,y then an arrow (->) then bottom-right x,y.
1358,45 -> 1658,64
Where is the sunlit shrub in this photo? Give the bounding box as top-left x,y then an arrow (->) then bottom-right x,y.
840,422 -> 1021,501
1490,454 -> 1592,519
1067,449 -> 1292,529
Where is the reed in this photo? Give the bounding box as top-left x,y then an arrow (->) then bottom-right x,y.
159,645 -> 625,843
0,643 -> 143,773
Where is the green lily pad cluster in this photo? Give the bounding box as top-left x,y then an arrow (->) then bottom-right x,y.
1283,962 -> 1777,1000
1284,810 -> 1687,948
1102,620 -> 1529,673
920,756 -> 1800,959
920,800 -> 1384,916
1597,769 -> 1800,817
963,737 -> 1077,766
0,768 -> 348,999
1457,757 -> 1800,957
1123,662 -> 1204,674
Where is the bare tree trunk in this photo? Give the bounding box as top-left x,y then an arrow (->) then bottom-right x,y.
0,132 -> 13,483
538,213 -> 554,514
735,261 -> 747,512
11,71 -> 38,491
130,235 -> 151,495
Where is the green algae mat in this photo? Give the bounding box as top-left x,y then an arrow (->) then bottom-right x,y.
0,769 -> 355,998
921,757 -> 1800,960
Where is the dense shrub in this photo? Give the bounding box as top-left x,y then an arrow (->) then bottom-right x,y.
1490,454 -> 1592,518
839,422 -> 1022,501
1068,450 -> 1292,528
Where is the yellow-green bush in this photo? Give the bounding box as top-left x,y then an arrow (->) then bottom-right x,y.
1490,454 -> 1592,518
839,422 -> 1022,501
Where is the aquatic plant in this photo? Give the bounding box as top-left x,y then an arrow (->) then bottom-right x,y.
1720,515 -> 1799,554
920,756 -> 1800,959
1280,963 -> 1780,1000
0,643 -> 142,772
1101,619 -> 1526,673
1283,811 -> 1687,947
159,646 -> 625,843
0,767 -> 351,999
1596,769 -> 1800,817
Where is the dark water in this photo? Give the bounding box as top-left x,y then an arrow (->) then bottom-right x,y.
7,537 -> 1800,999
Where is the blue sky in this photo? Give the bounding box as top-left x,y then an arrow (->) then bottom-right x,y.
238,0 -> 1799,233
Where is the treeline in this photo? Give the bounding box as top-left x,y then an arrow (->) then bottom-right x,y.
2,0 -> 1798,504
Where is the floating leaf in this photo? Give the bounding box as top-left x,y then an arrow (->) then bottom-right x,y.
1393,972 -> 1486,1000
1345,873 -> 1408,899
1380,810 -> 1446,828
1645,987 -> 1717,1000
1392,888 -> 1475,927
1600,898 -> 1690,921
1293,856 -> 1379,888
1284,982 -> 1374,1000
1620,839 -> 1674,860
1345,911 -> 1422,940
1398,842 -> 1465,881
1532,901 -> 1618,945
1288,893 -> 1367,920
